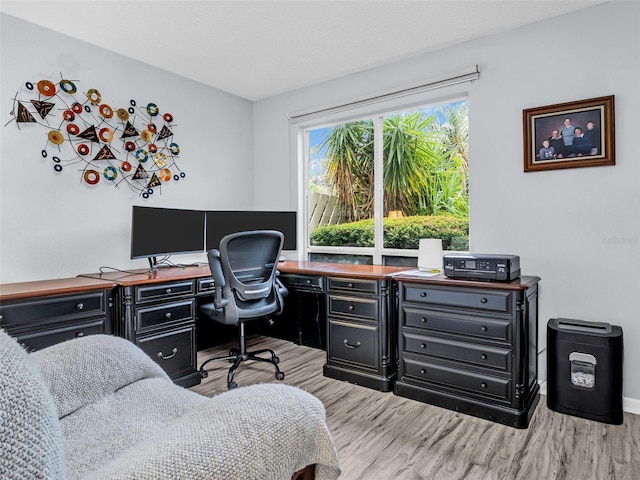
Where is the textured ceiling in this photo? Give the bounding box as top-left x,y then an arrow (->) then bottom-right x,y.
0,0 -> 608,101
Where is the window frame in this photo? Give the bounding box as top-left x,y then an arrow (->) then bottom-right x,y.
295,90 -> 470,264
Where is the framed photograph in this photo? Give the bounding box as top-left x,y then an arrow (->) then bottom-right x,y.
523,95 -> 615,172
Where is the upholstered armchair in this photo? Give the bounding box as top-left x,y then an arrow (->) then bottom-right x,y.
0,329 -> 341,480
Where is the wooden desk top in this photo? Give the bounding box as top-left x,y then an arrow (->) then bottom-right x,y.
277,261 -> 412,279
78,265 -> 212,287
393,271 -> 540,291
0,276 -> 117,302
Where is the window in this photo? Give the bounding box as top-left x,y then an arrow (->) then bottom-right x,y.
302,98 -> 470,265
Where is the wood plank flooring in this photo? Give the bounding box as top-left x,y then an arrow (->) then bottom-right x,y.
191,336 -> 640,480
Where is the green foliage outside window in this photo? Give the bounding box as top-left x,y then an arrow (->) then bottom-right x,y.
310,215 -> 469,251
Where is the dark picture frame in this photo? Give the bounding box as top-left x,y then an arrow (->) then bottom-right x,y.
523,95 -> 615,172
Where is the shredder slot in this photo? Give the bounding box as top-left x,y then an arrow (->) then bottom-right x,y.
556,319 -> 612,333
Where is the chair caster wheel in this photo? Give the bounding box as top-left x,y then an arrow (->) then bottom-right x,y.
200,370 -> 208,379
275,372 -> 285,381
273,356 -> 280,364
228,381 -> 238,389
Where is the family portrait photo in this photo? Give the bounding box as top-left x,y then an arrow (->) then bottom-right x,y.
523,95 -> 615,172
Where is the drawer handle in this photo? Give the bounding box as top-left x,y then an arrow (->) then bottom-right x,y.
348,305 -> 355,311
420,368 -> 427,375
420,317 -> 427,323
481,326 -> 488,332
420,343 -> 427,349
75,332 -> 84,338
420,292 -> 427,298
348,283 -> 354,288
165,312 -> 172,319
157,348 -> 178,360
481,354 -> 487,360
306,279 -> 312,284
165,288 -> 172,294
343,339 -> 361,349
76,303 -> 84,310
480,298 -> 488,304
481,382 -> 488,389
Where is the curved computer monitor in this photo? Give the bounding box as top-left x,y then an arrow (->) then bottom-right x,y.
205,211 -> 296,250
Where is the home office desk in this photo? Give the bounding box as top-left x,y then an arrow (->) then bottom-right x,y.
0,276 -> 116,351
1,263 -> 540,427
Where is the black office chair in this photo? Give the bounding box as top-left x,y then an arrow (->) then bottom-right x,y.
198,230 -> 288,389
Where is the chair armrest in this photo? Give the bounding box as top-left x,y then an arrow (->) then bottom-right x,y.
207,249 -> 228,309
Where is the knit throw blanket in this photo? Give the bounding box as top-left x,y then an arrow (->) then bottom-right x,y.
1,330 -> 341,480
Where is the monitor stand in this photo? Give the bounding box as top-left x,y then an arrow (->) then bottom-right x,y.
148,256 -> 158,272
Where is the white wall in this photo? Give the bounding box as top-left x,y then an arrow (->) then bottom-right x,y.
0,14 -> 254,283
252,1 -> 640,403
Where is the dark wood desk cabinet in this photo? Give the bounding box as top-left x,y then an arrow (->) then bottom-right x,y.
92,266 -> 213,388
0,277 -> 115,351
393,273 -> 540,428
279,262 -> 410,392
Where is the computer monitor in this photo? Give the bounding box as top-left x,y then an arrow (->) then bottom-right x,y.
205,211 -> 297,250
130,206 -> 206,261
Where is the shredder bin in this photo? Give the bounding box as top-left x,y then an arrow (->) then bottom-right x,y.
547,318 -> 623,424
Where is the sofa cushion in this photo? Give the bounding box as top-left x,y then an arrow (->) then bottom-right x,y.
0,329 -> 66,480
31,334 -> 169,418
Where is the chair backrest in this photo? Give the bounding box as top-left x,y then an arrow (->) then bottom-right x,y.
214,230 -> 285,320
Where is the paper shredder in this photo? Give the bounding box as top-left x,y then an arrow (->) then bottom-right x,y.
547,318 -> 623,424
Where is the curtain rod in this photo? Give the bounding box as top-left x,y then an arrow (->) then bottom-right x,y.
289,65 -> 479,124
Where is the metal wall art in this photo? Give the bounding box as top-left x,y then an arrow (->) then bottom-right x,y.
6,75 -> 184,198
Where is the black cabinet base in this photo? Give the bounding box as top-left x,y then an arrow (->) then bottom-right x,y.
173,371 -> 202,388
323,363 -> 395,392
394,381 -> 540,429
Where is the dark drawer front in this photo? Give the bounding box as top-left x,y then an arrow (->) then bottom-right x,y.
404,285 -> 512,313
328,320 -> 378,369
404,357 -> 511,401
404,307 -> 511,342
13,318 -> 106,352
328,277 -> 378,294
0,291 -> 107,327
137,326 -> 195,379
403,332 -> 511,371
197,277 -> 215,294
282,274 -> 324,291
329,295 -> 378,321
135,281 -> 195,303
136,299 -> 195,332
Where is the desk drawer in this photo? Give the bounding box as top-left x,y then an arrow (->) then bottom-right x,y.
136,299 -> 195,332
197,277 -> 215,294
404,285 -> 512,313
403,307 -> 511,342
135,280 -> 195,303
137,325 -> 195,379
12,318 -> 106,352
328,320 -> 378,369
0,291 -> 108,327
403,332 -> 511,371
328,277 -> 378,294
403,357 -> 511,401
329,295 -> 378,321
281,274 -> 324,291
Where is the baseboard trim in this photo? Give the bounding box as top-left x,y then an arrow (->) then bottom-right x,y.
538,380 -> 640,415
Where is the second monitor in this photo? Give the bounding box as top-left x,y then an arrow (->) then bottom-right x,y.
205,211 -> 297,251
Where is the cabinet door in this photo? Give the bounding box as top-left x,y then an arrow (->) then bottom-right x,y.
137,325 -> 196,379
328,320 -> 378,370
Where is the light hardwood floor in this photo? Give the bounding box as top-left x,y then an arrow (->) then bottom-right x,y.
191,336 -> 640,480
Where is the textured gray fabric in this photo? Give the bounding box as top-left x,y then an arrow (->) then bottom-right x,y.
6,332 -> 341,480
0,329 -> 66,480
31,334 -> 168,418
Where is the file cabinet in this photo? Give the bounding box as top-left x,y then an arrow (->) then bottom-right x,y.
394,274 -> 540,428
324,275 -> 396,391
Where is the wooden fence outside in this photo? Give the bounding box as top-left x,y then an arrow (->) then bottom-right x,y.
308,192 -> 341,231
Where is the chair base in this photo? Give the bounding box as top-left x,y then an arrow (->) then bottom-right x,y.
199,343 -> 285,390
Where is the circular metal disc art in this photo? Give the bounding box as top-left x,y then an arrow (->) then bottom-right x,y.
7,75 -> 184,197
